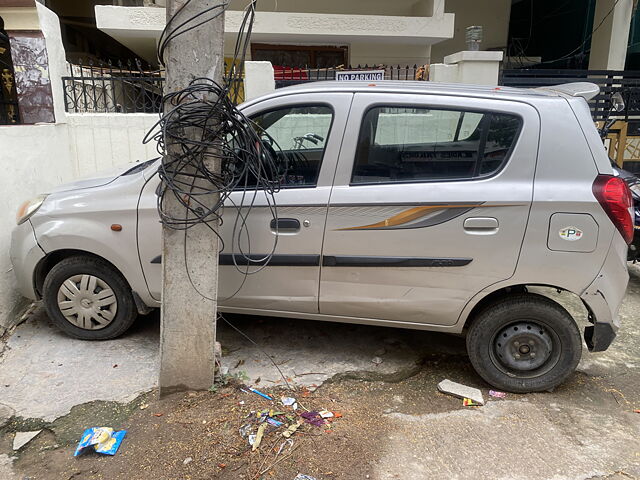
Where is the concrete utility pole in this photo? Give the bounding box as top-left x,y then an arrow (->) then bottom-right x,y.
159,0 -> 224,395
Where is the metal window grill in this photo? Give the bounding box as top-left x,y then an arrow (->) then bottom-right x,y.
62,58 -> 245,113
62,58 -> 164,114
273,64 -> 423,88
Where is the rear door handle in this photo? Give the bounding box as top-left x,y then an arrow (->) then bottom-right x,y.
464,217 -> 499,234
270,218 -> 300,232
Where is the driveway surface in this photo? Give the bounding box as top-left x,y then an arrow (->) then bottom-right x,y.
0,268 -> 638,479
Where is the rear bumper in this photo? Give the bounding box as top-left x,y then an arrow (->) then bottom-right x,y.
580,234 -> 628,352
9,220 -> 45,301
584,323 -> 616,352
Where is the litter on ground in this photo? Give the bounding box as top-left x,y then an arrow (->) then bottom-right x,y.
300,411 -> 327,427
437,379 -> 485,405
252,423 -> 267,451
489,390 -> 507,399
12,430 -> 42,451
74,427 -> 127,457
247,387 -> 273,400
282,421 -> 303,439
236,386 -> 342,451
463,398 -> 481,407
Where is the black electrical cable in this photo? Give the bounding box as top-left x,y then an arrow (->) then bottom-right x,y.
143,0 -> 286,290
220,314 -> 293,390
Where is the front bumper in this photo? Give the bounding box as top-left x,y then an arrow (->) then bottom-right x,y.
9,220 -> 45,300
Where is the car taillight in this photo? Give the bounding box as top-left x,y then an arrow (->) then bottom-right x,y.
592,175 -> 634,244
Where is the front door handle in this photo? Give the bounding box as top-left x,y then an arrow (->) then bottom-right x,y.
464,217 -> 499,234
270,218 -> 300,232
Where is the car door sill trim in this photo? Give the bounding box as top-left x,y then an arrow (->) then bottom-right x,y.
151,254 -> 471,267
219,254 -> 320,266
322,256 -> 472,267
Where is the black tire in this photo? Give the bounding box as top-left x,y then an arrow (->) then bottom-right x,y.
43,255 -> 137,340
466,293 -> 582,393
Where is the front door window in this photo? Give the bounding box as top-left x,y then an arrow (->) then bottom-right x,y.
249,105 -> 334,187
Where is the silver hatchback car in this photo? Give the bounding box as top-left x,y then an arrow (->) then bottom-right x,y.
10,81 -> 631,392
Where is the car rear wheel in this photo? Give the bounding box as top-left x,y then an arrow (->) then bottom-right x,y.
43,255 -> 137,340
466,293 -> 582,393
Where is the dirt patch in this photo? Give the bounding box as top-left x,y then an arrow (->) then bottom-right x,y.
10,355 -> 475,480
9,351 -> 636,480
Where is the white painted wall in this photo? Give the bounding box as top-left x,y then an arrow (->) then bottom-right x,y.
0,124 -> 72,333
0,6 -> 39,30
430,0 -> 511,63
0,113 -> 158,333
588,0 -> 634,70
229,0 -> 430,16
95,5 -> 454,66
350,42 -> 431,67
36,2 -> 69,124
66,113 -> 159,177
243,61 -> 275,101
430,50 -> 503,85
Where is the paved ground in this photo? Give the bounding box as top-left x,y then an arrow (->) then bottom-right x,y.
0,268 -> 639,479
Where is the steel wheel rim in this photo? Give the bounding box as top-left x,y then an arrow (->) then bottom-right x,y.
56,274 -> 117,330
489,319 -> 561,379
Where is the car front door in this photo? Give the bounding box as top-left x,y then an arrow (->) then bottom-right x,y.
138,92 -> 353,314
319,92 -> 540,326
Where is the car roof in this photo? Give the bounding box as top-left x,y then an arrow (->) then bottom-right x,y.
241,80 -> 597,108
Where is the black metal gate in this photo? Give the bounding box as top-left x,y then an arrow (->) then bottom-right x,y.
0,23 -> 20,124
501,69 -> 640,120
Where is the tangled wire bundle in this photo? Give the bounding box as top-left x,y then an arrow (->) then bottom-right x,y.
149,79 -> 280,235
143,0 -> 286,279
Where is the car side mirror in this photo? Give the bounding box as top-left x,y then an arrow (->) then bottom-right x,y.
612,92 -> 625,112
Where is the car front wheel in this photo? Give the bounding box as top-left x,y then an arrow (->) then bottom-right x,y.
466,293 -> 582,393
43,255 -> 137,340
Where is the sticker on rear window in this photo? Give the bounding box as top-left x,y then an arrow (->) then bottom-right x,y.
559,226 -> 583,241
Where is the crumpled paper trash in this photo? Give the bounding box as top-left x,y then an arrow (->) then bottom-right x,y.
74,427 -> 127,456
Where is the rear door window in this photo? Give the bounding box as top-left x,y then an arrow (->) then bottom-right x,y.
352,106 -> 521,184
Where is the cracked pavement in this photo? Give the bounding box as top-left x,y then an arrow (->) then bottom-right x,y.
0,267 -> 639,479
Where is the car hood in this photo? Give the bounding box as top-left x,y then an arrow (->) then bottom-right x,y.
47,161 -> 152,194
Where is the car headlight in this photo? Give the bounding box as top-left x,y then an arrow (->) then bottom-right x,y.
16,194 -> 48,225
629,183 -> 640,200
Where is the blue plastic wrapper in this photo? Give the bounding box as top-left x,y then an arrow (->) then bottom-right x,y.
74,427 -> 127,457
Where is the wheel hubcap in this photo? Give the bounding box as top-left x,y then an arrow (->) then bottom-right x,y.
56,274 -> 117,330
493,322 -> 553,372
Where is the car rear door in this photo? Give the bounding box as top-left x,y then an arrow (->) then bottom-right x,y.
319,92 -> 540,326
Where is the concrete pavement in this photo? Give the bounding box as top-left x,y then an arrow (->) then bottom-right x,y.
0,267 -> 639,479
